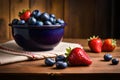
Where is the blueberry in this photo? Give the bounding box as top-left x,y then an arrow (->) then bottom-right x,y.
49,17 -> 56,24
12,18 -> 19,25
56,61 -> 68,69
17,20 -> 25,25
40,13 -> 50,21
112,58 -> 119,65
31,10 -> 41,19
54,23 -> 61,25
55,55 -> 66,62
104,54 -> 112,61
44,21 -> 52,25
35,21 -> 43,26
50,14 -> 56,19
28,17 -> 37,25
56,19 -> 64,24
45,58 -> 55,66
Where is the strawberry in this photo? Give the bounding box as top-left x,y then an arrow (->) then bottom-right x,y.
19,9 -> 31,21
66,47 -> 92,66
102,39 -> 116,52
88,36 -> 103,53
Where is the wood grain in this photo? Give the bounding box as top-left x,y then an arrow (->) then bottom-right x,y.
30,0 -> 47,12
64,0 -> 96,38
50,0 -> 64,19
0,0 -> 10,40
0,0 -> 116,41
95,0 -> 112,38
0,39 -> 120,80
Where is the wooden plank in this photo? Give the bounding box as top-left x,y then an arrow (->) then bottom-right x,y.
9,0 -> 29,39
64,0 -> 71,38
109,0 -> 119,38
6,0 -> 113,39
0,39 -> 120,78
50,0 -> 64,19
0,0 -> 10,40
30,0 -> 64,18
95,0 -> 111,38
64,0 -> 96,38
29,0 -> 47,13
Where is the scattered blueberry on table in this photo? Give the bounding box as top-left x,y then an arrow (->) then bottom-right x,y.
56,61 -> 68,69
55,55 -> 66,62
103,53 -> 119,65
45,55 -> 68,69
45,58 -> 55,66
104,54 -> 112,61
112,58 -> 119,65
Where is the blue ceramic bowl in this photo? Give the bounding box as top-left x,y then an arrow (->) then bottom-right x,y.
10,24 -> 66,51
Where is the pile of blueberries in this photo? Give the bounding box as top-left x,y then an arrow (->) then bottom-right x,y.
104,54 -> 119,65
45,55 -> 68,69
11,9 -> 65,26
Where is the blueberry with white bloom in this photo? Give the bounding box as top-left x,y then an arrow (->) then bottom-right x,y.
45,58 -> 55,66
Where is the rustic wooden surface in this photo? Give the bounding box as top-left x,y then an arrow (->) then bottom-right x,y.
0,39 -> 120,80
0,0 -> 10,40
0,0 -> 114,40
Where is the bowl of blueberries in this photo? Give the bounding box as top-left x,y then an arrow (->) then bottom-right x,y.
9,9 -> 66,51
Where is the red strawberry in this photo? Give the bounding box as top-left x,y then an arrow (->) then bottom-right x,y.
102,39 -> 116,52
19,9 -> 31,21
66,47 -> 92,66
88,36 -> 103,53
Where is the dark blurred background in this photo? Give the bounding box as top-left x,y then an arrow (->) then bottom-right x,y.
0,0 -> 120,40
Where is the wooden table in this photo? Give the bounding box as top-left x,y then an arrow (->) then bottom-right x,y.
0,39 -> 120,80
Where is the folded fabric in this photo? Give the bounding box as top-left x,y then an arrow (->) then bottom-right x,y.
0,40 -> 82,65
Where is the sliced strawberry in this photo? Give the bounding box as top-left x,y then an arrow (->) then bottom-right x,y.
66,47 -> 92,66
102,39 -> 116,52
88,36 -> 103,53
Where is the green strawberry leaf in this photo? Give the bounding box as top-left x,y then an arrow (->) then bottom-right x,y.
18,9 -> 30,17
88,35 -> 99,41
65,47 -> 72,57
112,39 -> 117,46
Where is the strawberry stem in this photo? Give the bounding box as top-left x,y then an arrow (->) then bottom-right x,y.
18,9 -> 30,17
65,47 -> 72,64
65,47 -> 72,57
88,35 -> 99,41
112,39 -> 116,46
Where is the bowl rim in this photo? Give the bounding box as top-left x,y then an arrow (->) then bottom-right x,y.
9,23 -> 66,29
